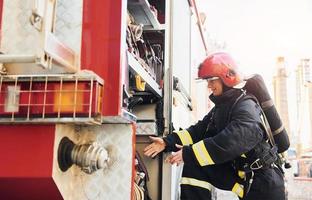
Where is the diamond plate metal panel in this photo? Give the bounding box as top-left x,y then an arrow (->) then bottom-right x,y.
53,124 -> 134,200
1,0 -> 43,55
1,0 -> 82,74
55,0 -> 83,55
136,122 -> 157,135
1,0 -> 82,56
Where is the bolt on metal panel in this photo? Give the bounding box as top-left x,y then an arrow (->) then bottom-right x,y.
0,0 -> 82,74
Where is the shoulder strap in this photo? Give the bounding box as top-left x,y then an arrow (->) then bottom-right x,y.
259,108 -> 276,147
226,89 -> 246,123
228,89 -> 276,147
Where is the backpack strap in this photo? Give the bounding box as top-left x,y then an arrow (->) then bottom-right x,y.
229,90 -> 280,173
228,89 -> 276,147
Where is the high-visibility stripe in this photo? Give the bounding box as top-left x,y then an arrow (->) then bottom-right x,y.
176,130 -> 193,145
180,177 -> 212,191
238,170 -> 246,179
232,182 -> 244,198
192,140 -> 214,166
261,99 -> 274,110
273,125 -> 284,135
239,155 -> 246,178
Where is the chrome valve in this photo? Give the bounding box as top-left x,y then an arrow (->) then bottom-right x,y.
58,137 -> 109,174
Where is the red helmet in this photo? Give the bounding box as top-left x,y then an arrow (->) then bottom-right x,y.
198,52 -> 243,87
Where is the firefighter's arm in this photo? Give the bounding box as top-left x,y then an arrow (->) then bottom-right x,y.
164,110 -> 214,152
145,110 -> 214,157
165,144 -> 183,166
144,136 -> 166,158
143,130 -> 186,157
182,99 -> 263,166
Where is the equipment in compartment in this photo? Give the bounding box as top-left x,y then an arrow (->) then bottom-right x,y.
124,8 -> 164,113
133,151 -> 152,200
148,0 -> 166,24
173,76 -> 193,111
126,11 -> 164,87
143,31 -> 164,85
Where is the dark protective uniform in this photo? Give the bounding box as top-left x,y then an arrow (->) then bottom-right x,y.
164,88 -> 285,200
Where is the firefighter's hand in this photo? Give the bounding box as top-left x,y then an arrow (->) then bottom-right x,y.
166,144 -> 184,166
144,136 -> 166,158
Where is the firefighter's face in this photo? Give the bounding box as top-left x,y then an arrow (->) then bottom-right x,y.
207,78 -> 223,96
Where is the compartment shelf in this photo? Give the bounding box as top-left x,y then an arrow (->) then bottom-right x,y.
128,0 -> 164,30
127,51 -> 162,97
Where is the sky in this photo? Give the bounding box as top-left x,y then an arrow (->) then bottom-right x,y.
201,0 -> 312,81
199,0 -> 312,139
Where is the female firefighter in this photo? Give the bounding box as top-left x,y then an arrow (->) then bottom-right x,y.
144,52 -> 286,200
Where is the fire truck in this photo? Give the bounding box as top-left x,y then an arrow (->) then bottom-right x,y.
0,0 -> 211,199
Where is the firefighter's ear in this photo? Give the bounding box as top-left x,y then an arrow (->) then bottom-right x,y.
226,69 -> 236,78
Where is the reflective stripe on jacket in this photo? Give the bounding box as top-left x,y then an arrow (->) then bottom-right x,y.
182,89 -> 264,166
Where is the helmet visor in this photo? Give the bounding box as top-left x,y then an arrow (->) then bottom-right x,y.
206,76 -> 219,81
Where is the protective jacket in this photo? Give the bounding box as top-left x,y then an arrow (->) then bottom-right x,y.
164,88 -> 285,200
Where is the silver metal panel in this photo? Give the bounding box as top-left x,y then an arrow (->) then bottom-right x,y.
136,122 -> 157,135
101,109 -> 137,123
53,124 -> 134,200
55,0 -> 83,56
1,0 -> 81,74
1,0 -> 43,55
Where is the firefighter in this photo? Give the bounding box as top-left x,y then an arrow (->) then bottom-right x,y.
144,52 -> 286,200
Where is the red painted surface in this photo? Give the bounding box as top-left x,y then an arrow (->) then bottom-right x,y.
0,0 -> 2,47
81,0 -> 126,116
0,125 -> 62,199
0,178 -> 63,200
